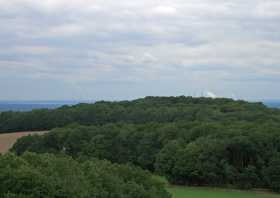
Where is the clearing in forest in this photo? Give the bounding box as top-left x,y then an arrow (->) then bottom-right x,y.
0,131 -> 48,153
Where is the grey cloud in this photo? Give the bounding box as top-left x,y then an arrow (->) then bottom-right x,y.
0,0 -> 279,100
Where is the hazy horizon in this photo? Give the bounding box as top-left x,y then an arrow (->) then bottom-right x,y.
0,95 -> 279,103
0,97 -> 280,113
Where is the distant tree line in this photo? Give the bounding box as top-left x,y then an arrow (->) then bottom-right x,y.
1,96 -> 278,133
2,96 -> 280,193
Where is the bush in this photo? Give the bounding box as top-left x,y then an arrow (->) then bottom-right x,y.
0,152 -> 171,198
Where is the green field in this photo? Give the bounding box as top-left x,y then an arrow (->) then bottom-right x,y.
168,186 -> 280,198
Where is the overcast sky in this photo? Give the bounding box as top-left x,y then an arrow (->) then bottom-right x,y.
0,0 -> 279,101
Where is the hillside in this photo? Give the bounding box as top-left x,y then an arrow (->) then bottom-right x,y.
1,96 -> 279,133
3,96 -> 280,194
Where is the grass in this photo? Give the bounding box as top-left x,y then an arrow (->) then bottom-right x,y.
0,131 -> 48,153
168,186 -> 280,198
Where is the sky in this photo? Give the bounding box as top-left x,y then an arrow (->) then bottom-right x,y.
0,0 -> 279,101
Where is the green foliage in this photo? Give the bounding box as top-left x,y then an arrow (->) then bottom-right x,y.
4,96 -> 280,192
265,155 -> 280,192
0,96 -> 277,133
11,120 -> 280,192
0,152 -> 170,198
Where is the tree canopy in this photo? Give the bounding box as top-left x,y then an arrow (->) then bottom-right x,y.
3,96 -> 280,193
1,96 -> 278,133
0,152 -> 170,198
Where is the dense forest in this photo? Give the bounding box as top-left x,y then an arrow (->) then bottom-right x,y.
0,152 -> 169,198
2,96 -> 280,195
1,96 -> 279,133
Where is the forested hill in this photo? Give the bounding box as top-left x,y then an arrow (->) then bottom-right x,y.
10,96 -> 280,193
1,96 -> 279,133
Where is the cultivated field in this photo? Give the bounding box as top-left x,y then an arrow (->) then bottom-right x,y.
0,131 -> 48,153
168,186 -> 280,198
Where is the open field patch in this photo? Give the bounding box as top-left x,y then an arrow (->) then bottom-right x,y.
0,131 -> 48,153
168,186 -> 280,198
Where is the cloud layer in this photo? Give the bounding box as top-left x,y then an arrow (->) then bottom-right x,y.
0,0 -> 280,100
